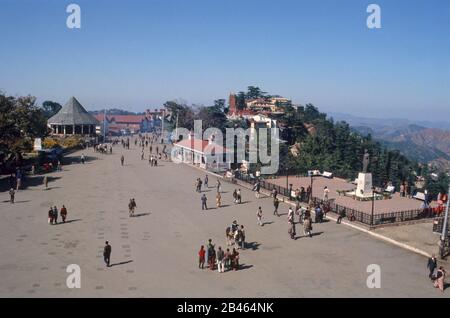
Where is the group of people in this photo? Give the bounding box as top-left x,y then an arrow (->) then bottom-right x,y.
47,205 -> 68,224
94,144 -> 112,154
198,239 -> 240,272
226,220 -> 246,249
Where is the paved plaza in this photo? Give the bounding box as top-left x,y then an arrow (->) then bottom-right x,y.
0,142 -> 448,297
268,176 -> 428,214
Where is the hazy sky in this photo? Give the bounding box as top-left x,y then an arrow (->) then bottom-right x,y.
0,0 -> 449,121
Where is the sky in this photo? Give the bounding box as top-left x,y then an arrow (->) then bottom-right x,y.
0,0 -> 449,121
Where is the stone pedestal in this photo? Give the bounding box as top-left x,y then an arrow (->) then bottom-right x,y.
355,172 -> 373,198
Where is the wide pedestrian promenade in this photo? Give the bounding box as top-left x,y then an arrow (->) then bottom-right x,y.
0,142 -> 446,297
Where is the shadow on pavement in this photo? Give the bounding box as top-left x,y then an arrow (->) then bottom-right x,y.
110,260 -> 133,267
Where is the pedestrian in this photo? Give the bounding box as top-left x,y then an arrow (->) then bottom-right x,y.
209,246 -> 216,270
257,207 -> 263,226
323,186 -> 330,201
128,198 -> 137,217
43,175 -> 48,189
433,266 -> 446,292
216,192 -> 221,208
427,254 -> 438,279
198,245 -> 206,269
217,247 -> 225,273
120,155 -> 124,166
231,248 -> 239,271
48,207 -> 53,224
204,175 -> 209,188
239,225 -> 245,249
81,153 -> 85,164
271,188 -> 277,199
303,217 -> 313,238
237,189 -> 242,204
141,150 -> 144,160
60,205 -> 67,223
9,188 -> 15,204
273,197 -> 280,216
216,179 -> 221,193
57,161 -> 61,171
254,182 -> 261,199
337,207 -> 345,224
103,241 -> 112,267
201,194 -> 208,210
206,239 -> 214,268
52,206 -> 58,224
224,248 -> 231,271
288,207 -> 294,224
289,222 -> 296,240
233,189 -> 238,204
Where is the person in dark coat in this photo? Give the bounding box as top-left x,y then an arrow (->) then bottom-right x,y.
201,194 -> 208,210
427,254 -> 438,279
103,241 -> 112,267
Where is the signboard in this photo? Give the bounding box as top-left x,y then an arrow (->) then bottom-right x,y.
33,138 -> 42,151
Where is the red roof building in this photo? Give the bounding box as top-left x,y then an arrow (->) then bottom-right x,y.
173,134 -> 231,171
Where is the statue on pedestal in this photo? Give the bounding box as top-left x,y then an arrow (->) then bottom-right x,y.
362,149 -> 370,173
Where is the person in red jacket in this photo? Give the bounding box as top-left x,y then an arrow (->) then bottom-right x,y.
198,246 -> 205,269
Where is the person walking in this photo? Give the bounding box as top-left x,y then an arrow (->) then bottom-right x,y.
43,175 -> 48,189
303,216 -> 313,238
323,186 -> 330,201
289,222 -> 296,240
60,205 -> 68,223
254,182 -> 261,199
128,199 -> 135,217
198,246 -> 206,269
204,175 -> 209,188
433,266 -> 446,292
239,225 -> 245,250
9,188 -> 15,204
81,153 -> 85,164
233,189 -> 238,204
288,207 -> 294,224
337,207 -> 345,224
216,192 -> 221,208
217,247 -> 225,273
120,155 -> 124,166
273,197 -> 280,216
237,189 -> 242,204
201,194 -> 208,210
103,241 -> 112,267
52,206 -> 58,224
48,207 -> 53,225
216,179 -> 221,193
427,254 -> 438,279
257,207 -> 263,226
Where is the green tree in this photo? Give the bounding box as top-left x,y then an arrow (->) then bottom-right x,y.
42,100 -> 62,118
0,93 -> 48,167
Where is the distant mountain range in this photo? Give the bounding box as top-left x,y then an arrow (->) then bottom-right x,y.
328,112 -> 450,171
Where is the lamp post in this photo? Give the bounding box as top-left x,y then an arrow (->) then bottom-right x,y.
371,186 -> 376,227
310,173 -> 314,204
439,183 -> 450,259
285,167 -> 289,197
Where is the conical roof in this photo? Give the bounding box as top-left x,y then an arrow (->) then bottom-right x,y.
48,97 -> 99,125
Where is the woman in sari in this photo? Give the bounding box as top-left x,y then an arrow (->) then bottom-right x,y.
434,266 -> 446,292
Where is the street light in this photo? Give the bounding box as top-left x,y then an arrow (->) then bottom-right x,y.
371,186 -> 376,227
